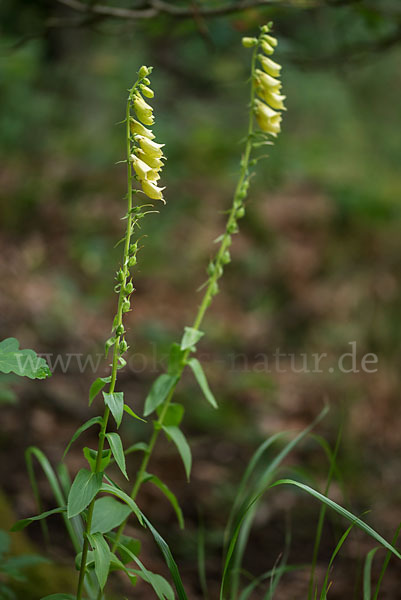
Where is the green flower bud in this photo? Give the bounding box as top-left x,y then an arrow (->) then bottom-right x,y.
140,84 -> 154,99
128,256 -> 137,267
122,299 -> 131,312
138,65 -> 150,78
242,37 -> 258,48
125,282 -> 134,294
115,324 -> 124,336
117,269 -> 125,283
119,339 -> 128,353
236,206 -> 245,219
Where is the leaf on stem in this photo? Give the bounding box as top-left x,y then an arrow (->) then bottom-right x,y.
162,425 -> 192,481
180,327 -> 204,351
89,377 -> 111,406
106,432 -> 128,479
142,472 -> 184,529
91,496 -> 132,534
143,374 -> 178,417
156,403 -> 184,427
87,532 -> 111,591
62,417 -> 103,460
12,507 -> 66,532
187,358 -> 218,409
67,469 -> 103,518
103,392 -> 124,428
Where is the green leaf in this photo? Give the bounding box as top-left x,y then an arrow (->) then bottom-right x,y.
12,507 -> 66,532
142,472 -> 184,529
133,568 -> 175,600
124,403 -> 146,422
180,327 -> 204,351
89,377 -> 111,406
138,512 -> 189,600
124,441 -> 148,456
91,496 -> 131,534
83,448 -> 111,473
167,343 -> 185,376
162,425 -> 192,481
157,402 -> 184,427
107,533 -> 141,565
144,374 -> 178,417
67,469 -> 103,518
0,338 -> 51,380
187,358 -> 218,409
62,416 -> 103,460
106,432 -> 128,479
364,548 -> 380,600
103,391 -> 124,428
87,532 -> 111,591
273,479 -> 401,560
100,483 -> 143,525
114,539 -> 175,600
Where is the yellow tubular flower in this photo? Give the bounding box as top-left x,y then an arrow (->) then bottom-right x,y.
136,148 -> 165,170
147,169 -> 161,182
255,69 -> 281,93
136,135 -> 165,159
130,119 -> 155,139
141,179 -> 166,202
258,54 -> 282,77
133,94 -> 154,126
131,154 -> 153,180
256,88 -> 286,110
254,99 -> 282,136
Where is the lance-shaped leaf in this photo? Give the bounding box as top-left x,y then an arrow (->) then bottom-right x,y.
103,391 -> 124,428
62,416 -> 103,460
106,432 -> 128,479
67,469 -> 103,518
187,358 -> 218,409
12,507 -> 66,532
89,377 -> 111,406
0,338 -> 51,380
144,374 -> 178,417
142,472 -> 184,529
87,532 -> 111,591
180,327 -> 204,351
162,426 -> 192,481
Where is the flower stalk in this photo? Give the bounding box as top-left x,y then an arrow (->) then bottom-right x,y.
111,22 -> 285,559
76,66 -> 165,600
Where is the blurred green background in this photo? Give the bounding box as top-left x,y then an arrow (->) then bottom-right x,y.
1,0 -> 401,597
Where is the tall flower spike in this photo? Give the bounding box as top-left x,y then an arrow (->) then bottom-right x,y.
129,67 -> 166,203
242,24 -> 286,139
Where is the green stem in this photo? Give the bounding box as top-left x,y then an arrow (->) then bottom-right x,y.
111,45 -> 259,557
76,86 -> 137,600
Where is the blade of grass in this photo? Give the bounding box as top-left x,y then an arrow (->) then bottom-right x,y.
320,524 -> 354,599
227,405 -> 329,599
373,520 -> 401,600
308,425 -> 343,600
363,547 -> 379,600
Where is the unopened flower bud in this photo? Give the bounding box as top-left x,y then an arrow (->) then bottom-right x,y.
242,37 -> 258,48
140,84 -> 154,99
138,65 -> 150,78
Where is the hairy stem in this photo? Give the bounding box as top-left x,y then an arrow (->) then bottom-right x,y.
76,87 -> 137,600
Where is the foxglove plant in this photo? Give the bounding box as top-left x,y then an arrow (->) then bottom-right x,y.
12,23 -> 288,600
